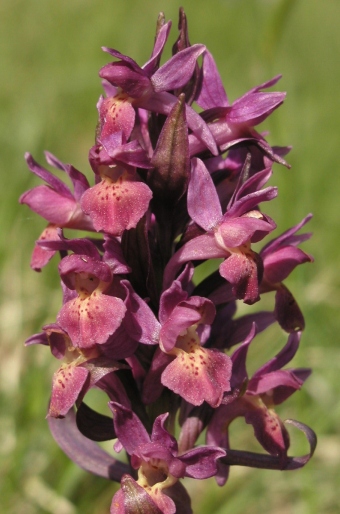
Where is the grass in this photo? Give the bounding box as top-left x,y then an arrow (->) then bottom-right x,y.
1,0 -> 339,512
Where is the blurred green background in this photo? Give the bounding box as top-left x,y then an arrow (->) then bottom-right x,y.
1,0 -> 339,512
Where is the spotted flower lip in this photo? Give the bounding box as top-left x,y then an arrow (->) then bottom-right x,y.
123,267 -> 232,408
21,8 -> 316,513
56,253 -> 126,349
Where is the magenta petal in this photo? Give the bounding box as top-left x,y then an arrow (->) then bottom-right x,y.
143,19 -> 172,75
57,293 -> 126,348
188,158 -> 222,231
109,402 -> 150,455
48,365 -> 89,418
44,151 -> 90,201
160,305 -> 206,352
24,152 -> 73,198
261,213 -> 313,256
20,185 -> 77,225
229,91 -> 286,125
99,61 -> 151,98
247,369 -> 304,396
180,446 -> 226,479
263,246 -> 313,283
217,217 -> 273,248
163,234 -> 225,289
121,280 -> 161,345
59,254 -> 112,289
196,50 -> 228,109
151,44 -> 205,92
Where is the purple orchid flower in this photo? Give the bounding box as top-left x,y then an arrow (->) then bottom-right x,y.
207,326 -> 311,485
25,324 -> 128,419
19,152 -> 93,270
191,50 -> 287,165
20,9 -> 316,514
56,251 -> 126,349
98,38 -> 218,155
109,402 -> 225,514
122,266 -> 232,408
164,159 -> 276,303
78,119 -> 154,236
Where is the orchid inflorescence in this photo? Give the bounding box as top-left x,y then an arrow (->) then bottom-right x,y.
21,9 -> 316,513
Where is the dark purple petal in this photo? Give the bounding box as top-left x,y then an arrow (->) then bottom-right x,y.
230,324 -> 256,388
44,151 -> 90,201
143,19 -> 172,75
121,280 -> 161,345
261,213 -> 313,257
252,331 -> 301,377
179,446 -> 226,479
263,246 -> 313,283
228,91 -> 286,125
76,402 -> 116,442
196,50 -> 228,109
99,61 -> 151,98
244,403 -> 290,461
247,369 -> 304,396
103,236 -> 131,275
109,402 -> 150,455
141,90 -> 218,155
163,234 -> 225,290
20,185 -> 77,225
23,153 -> 73,198
217,418 -> 316,471
151,414 -> 178,453
274,285 -> 305,332
24,331 -> 49,346
151,44 -> 205,92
